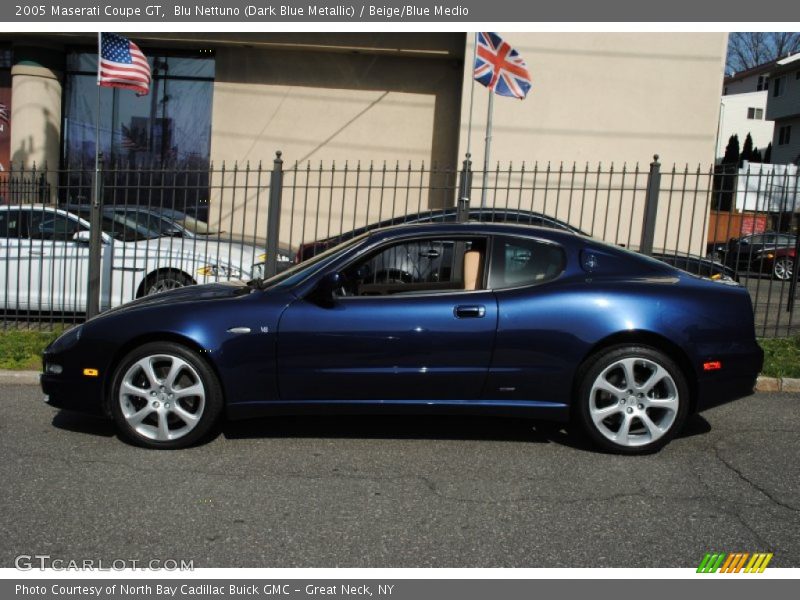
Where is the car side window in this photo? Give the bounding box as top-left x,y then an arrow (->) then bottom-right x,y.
28,211 -> 84,241
0,211 -> 23,239
489,236 -> 566,289
338,237 -> 487,297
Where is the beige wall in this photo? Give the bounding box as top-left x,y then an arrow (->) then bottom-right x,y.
208,39 -> 464,246
458,33 -> 728,254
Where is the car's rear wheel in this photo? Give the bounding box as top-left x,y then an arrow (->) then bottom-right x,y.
110,342 -> 223,449
773,257 -> 793,281
576,345 -> 689,454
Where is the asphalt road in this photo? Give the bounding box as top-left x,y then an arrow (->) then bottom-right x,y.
1,386 -> 799,568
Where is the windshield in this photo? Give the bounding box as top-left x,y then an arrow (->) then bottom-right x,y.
257,232 -> 369,289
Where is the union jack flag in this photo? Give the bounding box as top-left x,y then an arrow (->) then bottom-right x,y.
98,32 -> 150,96
473,32 -> 532,100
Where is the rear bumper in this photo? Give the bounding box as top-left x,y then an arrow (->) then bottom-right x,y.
694,342 -> 763,412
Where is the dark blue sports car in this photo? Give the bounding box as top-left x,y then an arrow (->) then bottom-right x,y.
41,223 -> 763,454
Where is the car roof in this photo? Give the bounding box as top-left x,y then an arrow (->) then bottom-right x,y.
364,220 -> 583,245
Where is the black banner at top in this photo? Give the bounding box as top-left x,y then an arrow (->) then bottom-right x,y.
3,0 -> 800,22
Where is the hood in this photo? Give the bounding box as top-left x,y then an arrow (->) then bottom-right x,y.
91,280 -> 256,321
120,238 -> 265,270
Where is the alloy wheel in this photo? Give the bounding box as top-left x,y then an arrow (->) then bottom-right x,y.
588,357 -> 679,448
118,354 -> 206,442
774,258 -> 793,281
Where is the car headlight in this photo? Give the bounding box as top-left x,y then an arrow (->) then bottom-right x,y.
257,252 -> 291,263
197,264 -> 241,278
48,324 -> 83,353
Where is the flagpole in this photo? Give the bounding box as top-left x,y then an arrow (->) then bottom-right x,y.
480,89 -> 494,208
466,32 -> 478,159
87,32 -> 103,319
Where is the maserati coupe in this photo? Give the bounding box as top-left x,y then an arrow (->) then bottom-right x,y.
41,222 -> 763,454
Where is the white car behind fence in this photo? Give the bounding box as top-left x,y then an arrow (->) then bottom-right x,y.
0,205 -> 269,313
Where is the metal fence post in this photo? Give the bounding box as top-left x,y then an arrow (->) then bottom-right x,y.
456,153 -> 472,223
86,153 -> 104,319
639,154 -> 661,256
264,151 -> 284,278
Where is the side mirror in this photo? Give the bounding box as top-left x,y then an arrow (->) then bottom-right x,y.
72,230 -> 92,244
314,271 -> 344,305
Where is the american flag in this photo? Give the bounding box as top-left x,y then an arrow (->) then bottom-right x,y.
0,102 -> 8,124
473,32 -> 532,100
98,33 -> 150,96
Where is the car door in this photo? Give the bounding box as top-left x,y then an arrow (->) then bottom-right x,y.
276,235 -> 498,401
27,208 -> 90,312
483,234 -> 571,403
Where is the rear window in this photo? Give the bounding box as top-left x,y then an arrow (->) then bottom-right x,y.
489,236 -> 566,289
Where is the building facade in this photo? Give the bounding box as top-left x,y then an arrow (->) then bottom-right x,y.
0,32 -> 728,254
766,54 -> 800,166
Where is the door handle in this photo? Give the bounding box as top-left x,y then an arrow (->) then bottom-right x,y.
454,305 -> 486,319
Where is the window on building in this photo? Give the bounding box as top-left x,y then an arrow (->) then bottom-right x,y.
757,75 -> 768,91
778,125 -> 792,146
747,107 -> 764,120
60,49 -> 215,215
772,76 -> 784,97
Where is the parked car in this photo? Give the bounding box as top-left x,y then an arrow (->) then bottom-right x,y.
751,246 -> 797,281
298,208 -> 738,282
41,222 -> 762,454
709,232 -> 798,279
0,204 -> 266,312
69,204 -> 295,272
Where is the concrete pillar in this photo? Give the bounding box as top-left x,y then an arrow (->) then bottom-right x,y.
9,44 -> 64,196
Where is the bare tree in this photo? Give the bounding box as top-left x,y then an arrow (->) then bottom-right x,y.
726,32 -> 800,75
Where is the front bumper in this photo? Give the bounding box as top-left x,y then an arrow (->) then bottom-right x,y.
41,352 -> 108,417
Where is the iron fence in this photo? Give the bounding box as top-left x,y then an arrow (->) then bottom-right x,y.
1,153 -> 798,337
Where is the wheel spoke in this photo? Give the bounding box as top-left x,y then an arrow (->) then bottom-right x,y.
172,404 -> 200,425
640,364 -> 668,395
126,406 -> 153,427
615,414 -> 633,446
640,412 -> 663,441
593,377 -> 625,397
646,394 -> 679,412
174,382 -> 204,398
136,357 -> 160,388
155,411 -> 171,441
121,380 -> 149,398
165,358 -> 186,389
620,358 -> 638,389
590,402 -> 622,423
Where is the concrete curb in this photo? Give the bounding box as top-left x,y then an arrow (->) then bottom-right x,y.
0,370 -> 40,385
2,369 -> 800,393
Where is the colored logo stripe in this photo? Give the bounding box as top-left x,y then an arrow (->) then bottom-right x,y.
697,552 -> 773,573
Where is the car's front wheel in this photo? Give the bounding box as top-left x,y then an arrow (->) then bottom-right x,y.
576,346 -> 689,454
773,257 -> 793,281
110,342 -> 223,449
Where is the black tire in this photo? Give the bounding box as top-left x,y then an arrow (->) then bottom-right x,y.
139,270 -> 194,297
575,345 -> 690,455
110,341 -> 223,449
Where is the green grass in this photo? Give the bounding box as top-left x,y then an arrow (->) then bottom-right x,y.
758,337 -> 800,379
0,329 -> 798,379
0,329 -> 62,371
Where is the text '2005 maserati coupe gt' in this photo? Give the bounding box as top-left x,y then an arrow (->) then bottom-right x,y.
41,223 -> 763,454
